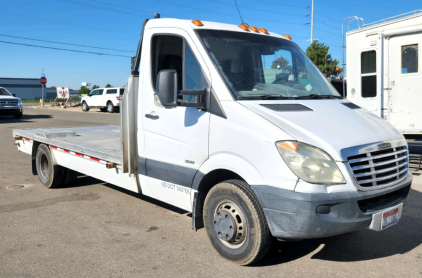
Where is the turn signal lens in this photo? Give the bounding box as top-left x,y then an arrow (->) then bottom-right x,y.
238,24 -> 249,31
192,20 -> 204,26
258,28 -> 269,34
283,34 -> 292,40
249,26 -> 259,32
277,142 -> 299,152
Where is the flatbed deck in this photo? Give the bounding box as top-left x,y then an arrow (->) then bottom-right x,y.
13,125 -> 122,164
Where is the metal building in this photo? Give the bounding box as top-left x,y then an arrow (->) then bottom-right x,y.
0,78 -> 42,99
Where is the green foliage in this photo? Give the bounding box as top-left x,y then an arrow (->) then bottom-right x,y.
92,85 -> 99,90
105,84 -> 113,88
79,86 -> 90,96
305,40 -> 341,74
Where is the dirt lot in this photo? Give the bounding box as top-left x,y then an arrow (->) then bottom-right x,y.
1,108 -> 421,277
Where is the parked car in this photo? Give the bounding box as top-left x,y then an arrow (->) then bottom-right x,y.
0,87 -> 23,118
81,87 -> 124,113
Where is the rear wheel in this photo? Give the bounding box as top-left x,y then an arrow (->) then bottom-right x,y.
35,144 -> 64,188
82,101 -> 89,112
13,112 -> 22,119
203,180 -> 272,265
107,102 -> 115,113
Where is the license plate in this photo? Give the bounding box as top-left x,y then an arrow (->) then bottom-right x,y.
381,207 -> 399,230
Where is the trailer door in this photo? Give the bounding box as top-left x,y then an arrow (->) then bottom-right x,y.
388,33 -> 422,132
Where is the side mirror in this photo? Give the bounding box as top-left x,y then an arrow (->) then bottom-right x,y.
156,69 -> 177,108
12,94 -> 16,97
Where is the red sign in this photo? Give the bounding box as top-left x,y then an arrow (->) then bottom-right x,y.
40,77 -> 47,85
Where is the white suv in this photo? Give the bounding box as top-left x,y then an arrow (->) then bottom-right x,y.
81,87 -> 124,113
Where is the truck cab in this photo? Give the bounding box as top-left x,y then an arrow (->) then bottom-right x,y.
13,17 -> 412,265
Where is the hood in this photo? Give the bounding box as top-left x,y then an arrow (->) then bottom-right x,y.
240,99 -> 404,161
0,95 -> 19,100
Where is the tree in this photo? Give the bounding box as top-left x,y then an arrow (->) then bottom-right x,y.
105,84 -> 113,88
92,85 -> 99,90
271,56 -> 290,69
79,86 -> 90,96
306,40 -> 341,74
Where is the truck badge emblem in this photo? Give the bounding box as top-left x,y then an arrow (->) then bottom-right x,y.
378,143 -> 391,150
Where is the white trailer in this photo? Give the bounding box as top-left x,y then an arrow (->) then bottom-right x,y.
345,10 -> 422,134
13,16 -> 412,265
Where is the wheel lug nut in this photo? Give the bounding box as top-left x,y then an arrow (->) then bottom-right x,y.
230,226 -> 233,230
214,221 -> 217,226
218,213 -> 221,217
226,234 -> 230,239
225,215 -> 229,219
218,232 -> 222,237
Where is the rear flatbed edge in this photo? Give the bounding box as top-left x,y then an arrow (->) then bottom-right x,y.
12,125 -> 122,165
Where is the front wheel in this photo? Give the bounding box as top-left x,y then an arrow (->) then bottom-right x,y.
203,180 -> 272,265
82,101 -> 89,112
107,102 -> 115,113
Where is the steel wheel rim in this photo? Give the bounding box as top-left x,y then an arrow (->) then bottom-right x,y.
213,200 -> 247,249
108,103 -> 112,112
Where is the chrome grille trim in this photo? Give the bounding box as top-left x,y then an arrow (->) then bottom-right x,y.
0,99 -> 18,106
357,168 -> 407,184
348,149 -> 407,164
340,139 -> 409,191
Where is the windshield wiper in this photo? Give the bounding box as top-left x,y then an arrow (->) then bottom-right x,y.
237,94 -> 288,100
292,94 -> 343,99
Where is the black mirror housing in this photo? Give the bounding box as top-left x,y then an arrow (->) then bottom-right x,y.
12,94 -> 16,97
156,69 -> 177,108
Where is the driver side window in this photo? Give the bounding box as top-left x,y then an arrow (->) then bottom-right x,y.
151,35 -> 206,105
90,90 -> 98,96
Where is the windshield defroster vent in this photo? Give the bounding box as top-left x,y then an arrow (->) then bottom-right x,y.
260,104 -> 313,112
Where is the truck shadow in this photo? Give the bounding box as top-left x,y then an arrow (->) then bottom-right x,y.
69,175 -> 188,215
253,187 -> 422,267
0,114 -> 52,123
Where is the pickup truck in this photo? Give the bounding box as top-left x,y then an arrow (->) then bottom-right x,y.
81,87 -> 124,113
13,17 -> 411,265
0,86 -> 23,118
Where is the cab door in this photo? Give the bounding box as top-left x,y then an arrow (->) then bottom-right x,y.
388,33 -> 422,132
141,29 -> 211,210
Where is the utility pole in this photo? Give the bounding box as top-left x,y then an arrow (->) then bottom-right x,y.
310,0 -> 314,43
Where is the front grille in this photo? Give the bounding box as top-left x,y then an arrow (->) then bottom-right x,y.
0,99 -> 18,106
347,146 -> 408,189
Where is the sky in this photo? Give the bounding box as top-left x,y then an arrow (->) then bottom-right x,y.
1,0 -> 420,90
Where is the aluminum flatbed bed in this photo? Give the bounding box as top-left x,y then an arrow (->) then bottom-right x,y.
13,125 -> 122,164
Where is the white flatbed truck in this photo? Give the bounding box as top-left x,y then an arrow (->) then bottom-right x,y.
13,16 -> 412,265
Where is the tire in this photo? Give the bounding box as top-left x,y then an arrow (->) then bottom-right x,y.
13,112 -> 22,119
62,168 -> 78,186
107,102 -> 115,113
203,180 -> 272,265
35,144 -> 64,188
82,101 -> 90,112
100,107 -> 107,112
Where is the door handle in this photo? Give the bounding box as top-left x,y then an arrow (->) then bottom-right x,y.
145,113 -> 159,120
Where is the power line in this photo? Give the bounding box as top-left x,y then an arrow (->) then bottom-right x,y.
314,27 -> 342,37
314,19 -> 339,29
55,0 -> 152,17
0,12 -> 138,36
258,0 -> 306,9
206,0 -> 306,18
155,0 -> 308,26
0,34 -> 133,53
314,11 -> 342,23
0,40 -> 131,57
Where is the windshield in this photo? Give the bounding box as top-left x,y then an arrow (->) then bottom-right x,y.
0,88 -> 12,96
197,30 -> 341,99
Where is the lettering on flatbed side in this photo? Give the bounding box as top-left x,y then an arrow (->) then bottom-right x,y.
161,181 -> 191,194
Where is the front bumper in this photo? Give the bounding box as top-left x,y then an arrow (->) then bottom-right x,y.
252,172 -> 412,240
0,107 -> 22,116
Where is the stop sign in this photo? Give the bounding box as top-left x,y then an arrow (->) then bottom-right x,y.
40,77 -> 47,85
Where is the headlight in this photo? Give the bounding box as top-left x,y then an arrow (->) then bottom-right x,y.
276,141 -> 345,184
17,99 -> 22,105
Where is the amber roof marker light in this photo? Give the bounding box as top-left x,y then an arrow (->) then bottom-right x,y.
192,20 -> 204,26
258,28 -> 269,34
249,26 -> 259,33
238,24 -> 250,31
283,34 -> 292,40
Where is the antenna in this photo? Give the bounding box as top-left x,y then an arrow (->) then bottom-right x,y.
233,0 -> 247,26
